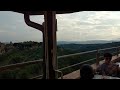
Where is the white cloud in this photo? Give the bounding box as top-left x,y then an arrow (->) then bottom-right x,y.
1,11 -> 120,42
57,11 -> 120,41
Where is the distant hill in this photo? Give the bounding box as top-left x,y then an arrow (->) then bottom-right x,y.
57,40 -> 116,45
58,41 -> 120,53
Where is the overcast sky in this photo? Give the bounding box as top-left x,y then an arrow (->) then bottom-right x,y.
0,11 -> 120,42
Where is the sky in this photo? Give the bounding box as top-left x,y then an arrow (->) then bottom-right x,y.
0,11 -> 120,42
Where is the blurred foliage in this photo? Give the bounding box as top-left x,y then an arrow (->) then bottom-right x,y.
0,41 -> 119,78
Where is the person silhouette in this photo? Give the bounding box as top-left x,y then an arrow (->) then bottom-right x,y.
80,64 -> 94,79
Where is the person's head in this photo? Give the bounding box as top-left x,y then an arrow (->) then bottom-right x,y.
80,64 -> 94,79
104,53 -> 112,64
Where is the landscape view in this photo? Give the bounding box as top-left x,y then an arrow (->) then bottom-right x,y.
0,11 -> 120,79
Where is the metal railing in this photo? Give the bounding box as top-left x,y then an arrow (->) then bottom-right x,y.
0,59 -> 43,72
0,46 -> 119,79
56,46 -> 120,79
30,75 -> 43,79
55,70 -> 63,79
57,50 -> 97,59
58,58 -> 96,71
0,59 -> 43,79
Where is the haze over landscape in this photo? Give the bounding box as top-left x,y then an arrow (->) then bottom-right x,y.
0,11 -> 120,43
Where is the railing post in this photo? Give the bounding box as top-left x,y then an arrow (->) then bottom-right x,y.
55,19 -> 58,79
42,22 -> 46,79
55,70 -> 63,79
117,47 -> 119,57
96,49 -> 100,66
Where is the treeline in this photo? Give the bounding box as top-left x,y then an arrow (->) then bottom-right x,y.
58,41 -> 120,52
0,41 -> 43,79
0,41 -> 43,55
0,41 -> 120,78
13,41 -> 42,50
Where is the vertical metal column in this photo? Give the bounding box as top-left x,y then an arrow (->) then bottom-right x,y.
24,11 -> 58,79
116,47 -> 119,57
42,22 -> 46,79
24,14 -> 46,79
96,49 -> 100,66
55,19 -> 58,79
44,11 -> 57,79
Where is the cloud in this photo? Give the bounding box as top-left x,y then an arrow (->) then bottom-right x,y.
57,11 -> 120,41
1,11 -> 120,42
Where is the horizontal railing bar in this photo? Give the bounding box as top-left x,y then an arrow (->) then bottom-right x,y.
55,70 -> 63,79
0,59 -> 43,72
57,46 -> 120,59
99,47 -> 118,51
99,56 -> 104,59
58,58 -> 96,71
57,50 -> 97,59
30,75 -> 43,79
